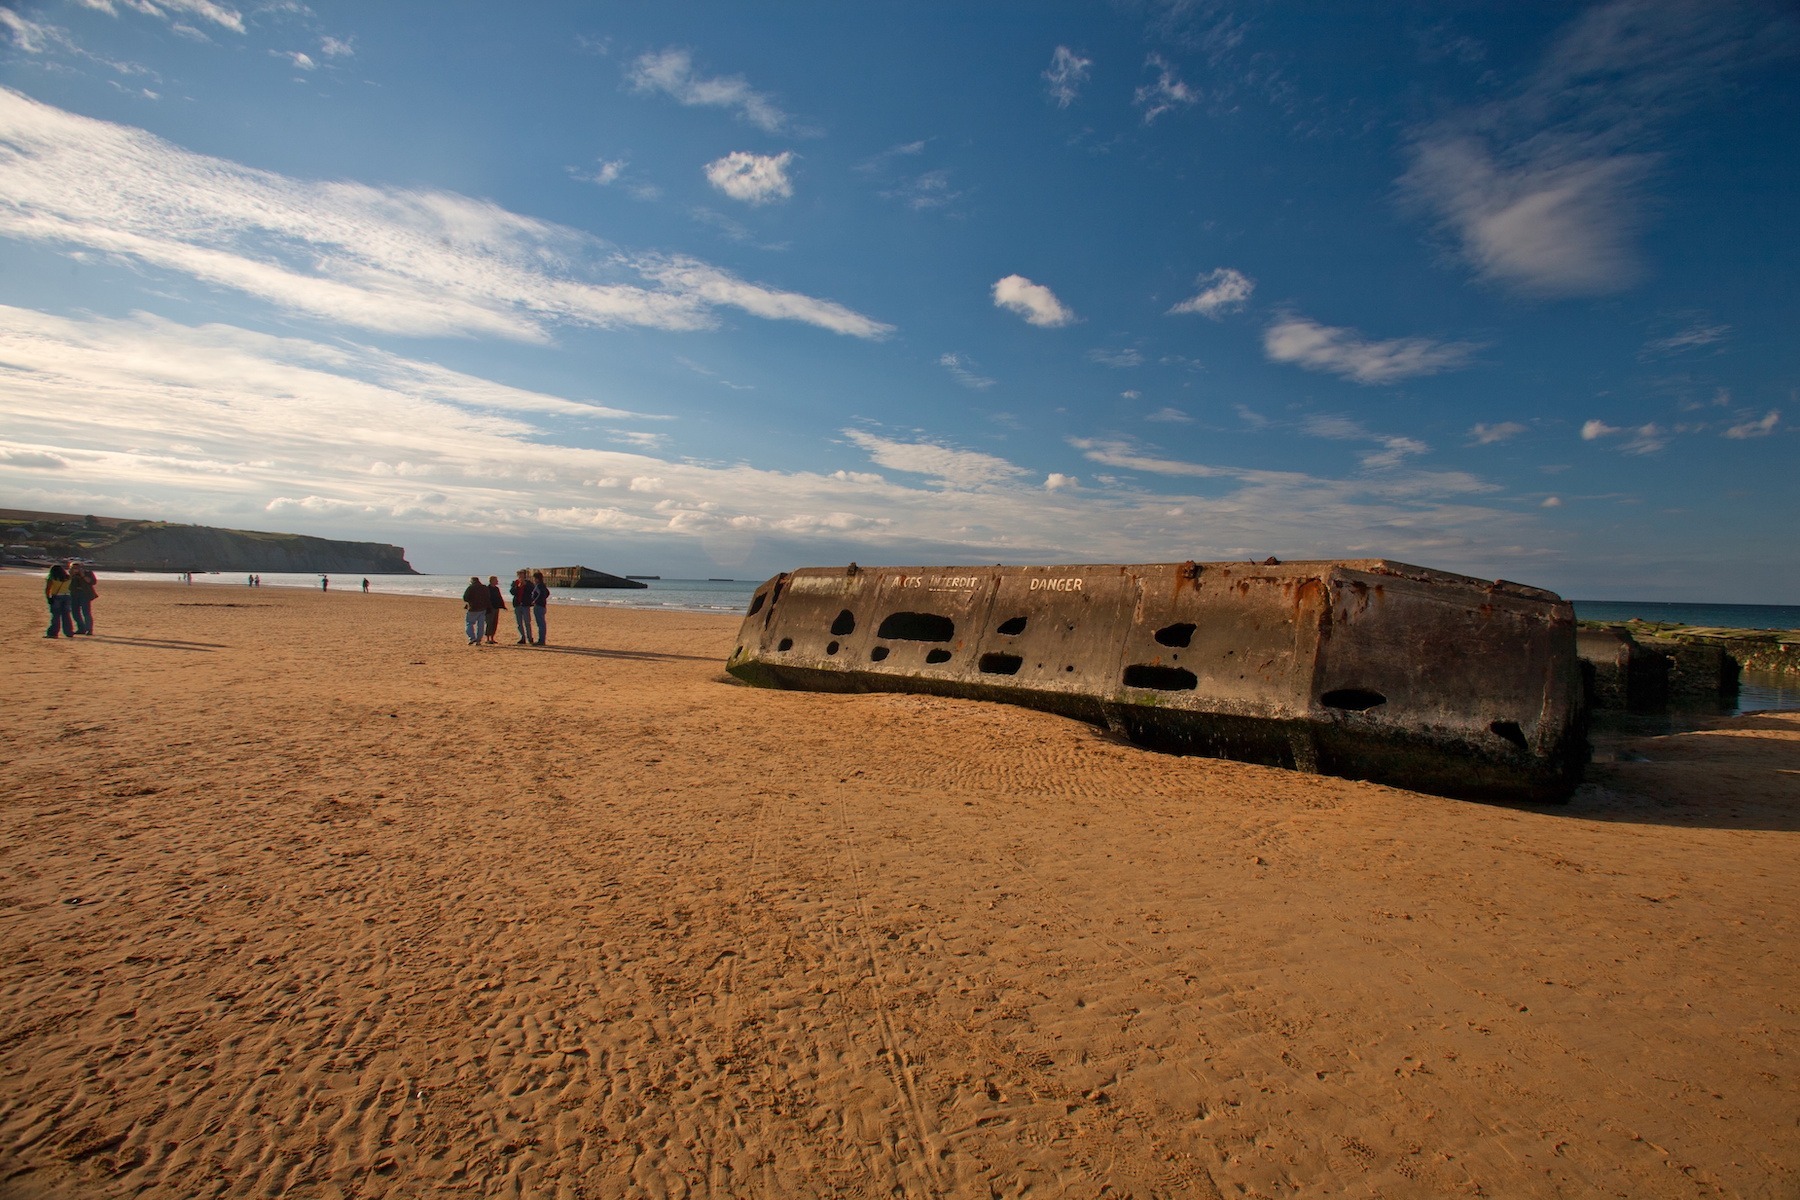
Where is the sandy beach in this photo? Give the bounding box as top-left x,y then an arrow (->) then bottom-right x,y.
1,576 -> 1795,1199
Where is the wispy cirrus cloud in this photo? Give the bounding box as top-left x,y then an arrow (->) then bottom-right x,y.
938,353 -> 995,390
704,150 -> 795,205
1400,0 -> 1798,297
627,48 -> 790,133
1168,267 -> 1253,317
1135,54 -> 1197,123
993,274 -> 1076,327
0,88 -> 890,340
1723,411 -> 1780,439
0,305 -> 1547,572
1582,418 -> 1667,454
1641,319 -> 1730,358
843,429 -> 1027,489
1044,46 -> 1092,107
1263,315 -> 1477,384
1469,421 -> 1528,445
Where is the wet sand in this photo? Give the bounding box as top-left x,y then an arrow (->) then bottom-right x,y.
1,576 -> 1796,1198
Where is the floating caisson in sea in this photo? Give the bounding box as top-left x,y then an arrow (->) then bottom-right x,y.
726,560 -> 1587,802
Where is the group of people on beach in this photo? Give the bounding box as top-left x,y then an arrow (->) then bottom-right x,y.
43,561 -> 98,638
464,570 -> 549,646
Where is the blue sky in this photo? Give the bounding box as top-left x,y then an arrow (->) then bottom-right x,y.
0,1 -> 1794,601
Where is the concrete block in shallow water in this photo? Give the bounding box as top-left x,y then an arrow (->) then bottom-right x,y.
726,560 -> 1587,802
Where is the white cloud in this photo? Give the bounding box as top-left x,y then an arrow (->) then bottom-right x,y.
1168,267 -> 1253,317
320,36 -> 353,58
1044,46 -> 1092,108
1724,411 -> 1780,439
1400,1 -> 1794,297
1135,54 -> 1197,124
1642,320 -> 1730,357
627,48 -> 789,133
704,150 -> 794,205
1044,473 -> 1080,491
1303,415 -> 1431,470
1,9 -> 52,52
273,50 -> 315,70
1582,419 -> 1667,453
1469,421 -> 1527,445
588,159 -> 627,186
882,168 -> 960,211
0,447 -> 70,469
843,430 -> 1028,489
0,89 -> 890,341
1263,316 -> 1477,384
992,274 -> 1076,328
1087,347 -> 1143,367
1402,137 -> 1648,296
938,353 -> 995,390
0,306 -> 1557,577
1541,496 -> 1562,507
1146,407 -> 1191,423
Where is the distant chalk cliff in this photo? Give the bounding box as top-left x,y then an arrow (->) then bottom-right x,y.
1,509 -> 418,574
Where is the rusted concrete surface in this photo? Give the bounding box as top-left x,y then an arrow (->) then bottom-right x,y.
534,565 -> 646,589
727,560 -> 1587,801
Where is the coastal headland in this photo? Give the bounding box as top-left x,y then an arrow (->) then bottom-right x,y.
0,509 -> 417,575
2,577 -> 1796,1197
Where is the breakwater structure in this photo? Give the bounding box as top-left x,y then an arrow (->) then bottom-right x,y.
727,560 -> 1588,802
534,566 -> 646,589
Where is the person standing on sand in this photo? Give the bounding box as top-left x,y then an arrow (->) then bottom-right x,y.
321,575 -> 329,592
43,563 -> 75,638
530,570 -> 549,646
68,564 -> 97,636
362,578 -> 370,593
509,570 -> 533,644
484,575 -> 505,645
461,575 -> 491,645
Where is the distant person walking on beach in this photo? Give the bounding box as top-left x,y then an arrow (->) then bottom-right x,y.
484,575 -> 505,645
321,575 -> 329,592
362,578 -> 370,593
529,570 -> 549,646
43,563 -> 74,639
461,575 -> 491,645
68,564 -> 97,636
509,570 -> 533,644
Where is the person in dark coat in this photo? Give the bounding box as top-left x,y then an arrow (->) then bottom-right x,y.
530,570 -> 549,646
509,570 -> 533,644
484,575 -> 505,645
68,564 -> 97,635
461,576 -> 491,645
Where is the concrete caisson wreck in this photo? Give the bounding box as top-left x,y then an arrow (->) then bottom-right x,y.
726,560 -> 1588,801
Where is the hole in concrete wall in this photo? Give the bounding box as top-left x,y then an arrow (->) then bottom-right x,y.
925,648 -> 952,664
1154,622 -> 1196,648
979,653 -> 1023,675
1489,720 -> 1529,750
734,645 -> 743,658
831,609 -> 856,636
746,592 -> 766,617
1124,664 -> 1198,691
826,641 -> 839,655
777,638 -> 793,651
870,646 -> 890,662
996,616 -> 1028,636
877,611 -> 955,642
1321,688 -> 1386,712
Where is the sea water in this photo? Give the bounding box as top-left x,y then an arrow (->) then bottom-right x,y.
98,571 -> 763,616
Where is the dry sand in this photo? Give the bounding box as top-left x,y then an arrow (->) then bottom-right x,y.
1,576 -> 1796,1199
